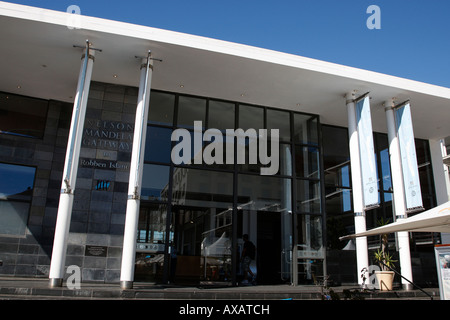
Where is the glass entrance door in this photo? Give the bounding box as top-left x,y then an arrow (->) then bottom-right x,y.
134,204 -> 168,283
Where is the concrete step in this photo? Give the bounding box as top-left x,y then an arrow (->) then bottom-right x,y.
0,277 -> 440,300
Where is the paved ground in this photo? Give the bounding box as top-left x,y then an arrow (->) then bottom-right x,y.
0,276 -> 439,300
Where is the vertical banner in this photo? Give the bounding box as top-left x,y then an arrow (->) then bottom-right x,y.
395,103 -> 423,212
356,96 -> 379,209
435,245 -> 450,300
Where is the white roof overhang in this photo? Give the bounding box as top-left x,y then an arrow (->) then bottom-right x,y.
1,2 -> 449,140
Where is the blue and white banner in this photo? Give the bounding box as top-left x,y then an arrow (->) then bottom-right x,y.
395,103 -> 423,212
356,96 -> 379,209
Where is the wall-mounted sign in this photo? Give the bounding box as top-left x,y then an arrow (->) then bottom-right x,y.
80,158 -> 129,171
355,96 -> 379,210
85,245 -> 108,257
136,243 -> 165,253
435,244 -> 450,300
94,180 -> 110,191
82,119 -> 134,152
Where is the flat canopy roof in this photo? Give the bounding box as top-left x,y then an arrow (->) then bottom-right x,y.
1,2 -> 449,140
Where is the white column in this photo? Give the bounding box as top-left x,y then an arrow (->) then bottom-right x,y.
440,140 -> 450,203
120,54 -> 153,289
49,43 -> 95,287
430,139 -> 450,243
429,139 -> 450,205
346,91 -> 369,286
384,99 -> 413,290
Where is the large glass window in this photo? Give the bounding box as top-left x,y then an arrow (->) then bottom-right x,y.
0,92 -> 48,138
141,90 -> 324,285
0,163 -> 36,235
323,124 -> 439,286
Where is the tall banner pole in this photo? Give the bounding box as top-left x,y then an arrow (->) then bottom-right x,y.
49,40 -> 95,287
385,98 -> 414,290
346,91 -> 369,286
120,52 -> 153,289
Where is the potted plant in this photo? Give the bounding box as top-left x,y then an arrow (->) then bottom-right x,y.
373,218 -> 397,291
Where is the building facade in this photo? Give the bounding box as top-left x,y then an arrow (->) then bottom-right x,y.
0,3 -> 449,288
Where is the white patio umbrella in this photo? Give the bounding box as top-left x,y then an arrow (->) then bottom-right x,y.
340,201 -> 450,240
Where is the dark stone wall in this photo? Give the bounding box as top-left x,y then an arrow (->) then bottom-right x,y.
0,82 -> 138,283
65,82 -> 138,283
0,98 -> 72,278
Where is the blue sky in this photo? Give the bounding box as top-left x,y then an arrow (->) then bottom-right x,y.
7,0 -> 450,88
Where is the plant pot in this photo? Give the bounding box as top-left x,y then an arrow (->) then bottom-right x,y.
375,271 -> 395,291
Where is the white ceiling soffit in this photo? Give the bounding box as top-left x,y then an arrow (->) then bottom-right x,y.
0,2 -> 449,140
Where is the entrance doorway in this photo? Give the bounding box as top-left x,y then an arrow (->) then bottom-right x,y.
239,209 -> 292,285
134,203 -> 294,285
256,213 -> 282,284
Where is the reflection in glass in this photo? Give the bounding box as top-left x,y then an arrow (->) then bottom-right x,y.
297,215 -> 324,284
237,173 -> 292,284
141,164 -> 170,201
208,100 -> 235,131
298,215 -> 323,254
0,201 -> 30,235
238,104 -> 263,131
293,114 -> 318,145
135,204 -> 168,282
0,163 -> 35,200
177,96 -> 206,129
172,168 -> 233,208
0,93 -> 48,138
279,144 -> 293,176
144,126 -> 173,163
237,174 -> 292,213
137,204 -> 168,244
322,125 -> 350,188
236,140 -> 291,176
0,163 -> 35,236
296,179 -> 321,213
325,187 -> 352,215
267,109 -> 290,142
171,207 -> 232,283
379,148 -> 392,192
295,146 -> 319,179
148,91 -> 175,126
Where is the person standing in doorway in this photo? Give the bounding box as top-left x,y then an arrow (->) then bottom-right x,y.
241,234 -> 256,285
